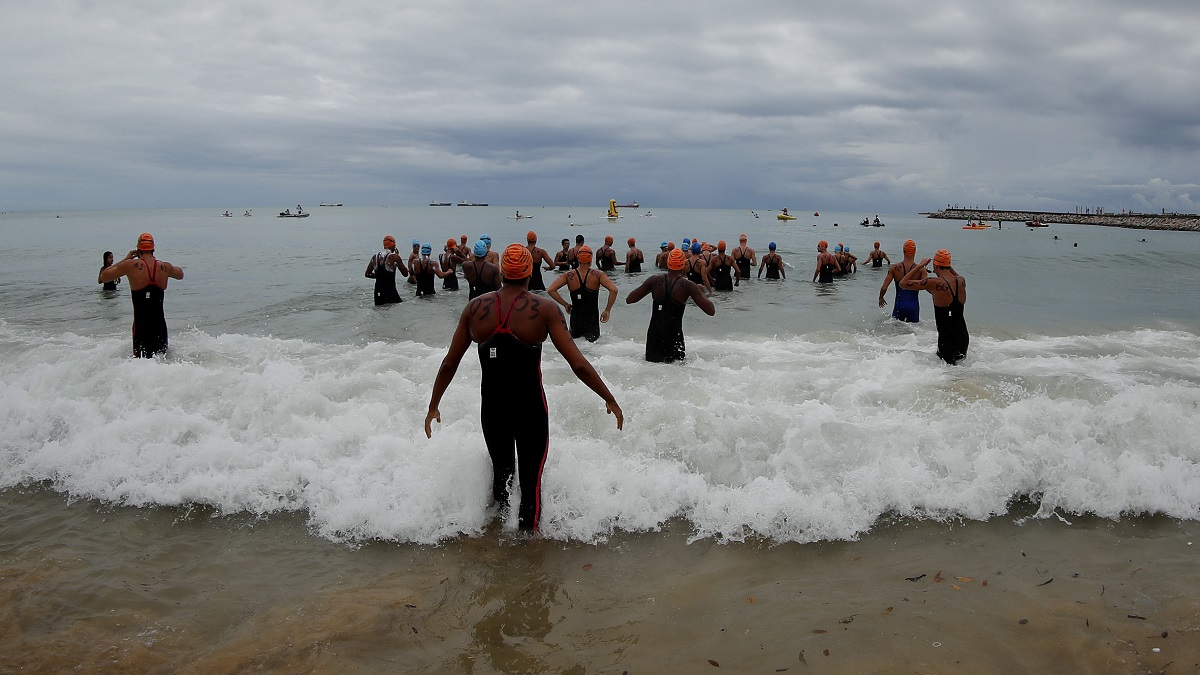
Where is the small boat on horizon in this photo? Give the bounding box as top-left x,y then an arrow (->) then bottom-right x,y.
429,201 -> 452,207
457,201 -> 489,207
616,201 -> 639,209
319,202 -> 343,207
1026,219 -> 1048,227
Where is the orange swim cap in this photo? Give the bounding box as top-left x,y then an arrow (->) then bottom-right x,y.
383,235 -> 396,247
874,241 -> 880,247
446,238 -> 456,249
818,240 -> 828,249
739,233 -> 748,241
577,245 -> 593,263
460,234 -> 468,243
702,242 -> 712,252
668,241 -> 675,250
605,235 -> 614,245
137,232 -> 155,251
627,237 -> 636,247
718,240 -> 727,251
527,230 -> 537,242
903,239 -> 916,255
501,243 -> 533,279
933,249 -> 951,267
667,248 -> 686,271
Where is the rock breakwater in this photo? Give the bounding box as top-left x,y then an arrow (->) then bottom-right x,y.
925,209 -> 1200,232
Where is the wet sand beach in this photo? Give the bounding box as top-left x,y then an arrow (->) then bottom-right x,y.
3,490 -> 1197,674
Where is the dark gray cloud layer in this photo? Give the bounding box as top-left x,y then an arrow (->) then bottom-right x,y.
3,0 -> 1198,212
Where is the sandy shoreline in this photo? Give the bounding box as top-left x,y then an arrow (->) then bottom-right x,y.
2,490 -> 1198,674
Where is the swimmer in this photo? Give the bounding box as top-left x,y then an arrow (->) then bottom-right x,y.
440,239 -> 463,291
545,245 -> 619,342
625,237 -> 645,273
813,240 -> 841,283
879,239 -> 921,322
625,248 -> 716,363
686,242 -> 712,293
98,233 -> 185,358
365,235 -> 409,305
463,240 -> 502,299
708,240 -> 738,289
867,241 -> 890,268
901,249 -> 968,364
98,251 -> 119,291
655,241 -> 671,269
553,238 -> 571,271
758,242 -> 785,279
411,242 -> 450,297
568,234 -> 585,269
731,234 -> 757,280
425,244 -> 622,531
595,235 -> 623,273
480,234 -> 499,265
524,231 -> 556,292
407,239 -> 421,285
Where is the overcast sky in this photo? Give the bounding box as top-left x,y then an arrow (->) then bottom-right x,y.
3,0 -> 1198,213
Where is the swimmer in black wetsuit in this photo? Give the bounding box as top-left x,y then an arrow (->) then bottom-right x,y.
98,232 -> 184,358
365,235 -> 409,304
440,238 -> 463,291
412,242 -> 449,297
901,248 -> 969,364
545,246 -> 619,342
463,240 -> 502,299
524,231 -> 556,292
812,240 -> 841,283
625,247 -> 716,363
425,244 -> 623,531
685,242 -> 712,293
98,251 -> 119,291
731,234 -> 756,280
708,240 -> 738,289
624,237 -> 644,273
595,235 -> 622,273
867,241 -> 890,268
553,238 -> 572,272
758,241 -> 785,279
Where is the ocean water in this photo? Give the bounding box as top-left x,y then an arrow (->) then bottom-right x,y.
3,205 -> 1199,546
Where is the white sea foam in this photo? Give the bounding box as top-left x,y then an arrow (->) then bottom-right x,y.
2,322 -> 1198,545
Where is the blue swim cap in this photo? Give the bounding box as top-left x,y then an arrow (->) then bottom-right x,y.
682,237 -> 691,246
691,241 -> 701,254
412,238 -> 420,246
660,241 -> 669,249
473,240 -> 487,256
481,233 -> 492,243
834,244 -> 843,252
769,241 -> 777,250
420,243 -> 432,255
844,245 -> 850,252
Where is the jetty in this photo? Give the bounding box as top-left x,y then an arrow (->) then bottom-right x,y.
925,208 -> 1200,232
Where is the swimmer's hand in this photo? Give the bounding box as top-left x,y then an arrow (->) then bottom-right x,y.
607,400 -> 624,430
878,296 -> 887,308
600,309 -> 610,323
565,304 -> 572,315
424,407 -> 441,438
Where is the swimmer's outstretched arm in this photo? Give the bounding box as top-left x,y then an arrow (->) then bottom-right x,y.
425,309 -> 473,437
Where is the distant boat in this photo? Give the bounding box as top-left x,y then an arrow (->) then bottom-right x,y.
1026,219 -> 1048,227
457,201 -> 489,206
429,201 -> 452,207
319,202 -> 342,207
617,201 -> 639,209
278,212 -> 310,218
778,207 -> 796,221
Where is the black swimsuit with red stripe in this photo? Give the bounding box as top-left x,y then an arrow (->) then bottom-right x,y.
477,292 -> 549,530
130,261 -> 168,358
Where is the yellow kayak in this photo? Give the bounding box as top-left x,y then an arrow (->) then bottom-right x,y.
777,214 -> 797,221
